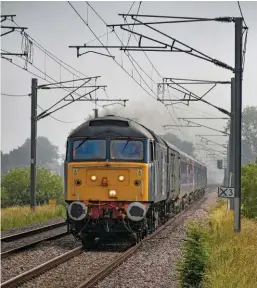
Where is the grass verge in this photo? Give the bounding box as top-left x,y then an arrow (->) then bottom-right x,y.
177,204 -> 257,288
1,205 -> 66,231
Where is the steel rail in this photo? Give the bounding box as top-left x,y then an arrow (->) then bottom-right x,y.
1,221 -> 67,242
1,246 -> 83,288
76,185 -> 217,288
1,185 -> 217,288
1,231 -> 69,259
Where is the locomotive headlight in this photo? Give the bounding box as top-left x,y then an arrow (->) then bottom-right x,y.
118,175 -> 124,181
109,190 -> 117,198
91,175 -> 97,181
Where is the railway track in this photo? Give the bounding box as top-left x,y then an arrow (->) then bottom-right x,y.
1,221 -> 67,242
1,186 -> 217,288
1,246 -> 83,288
77,186 -> 216,288
1,221 -> 69,259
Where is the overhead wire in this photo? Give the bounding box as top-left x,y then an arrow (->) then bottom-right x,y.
69,2 -> 226,155
237,1 -> 248,27
88,0 -> 163,93
82,1 -> 188,138
1,51 -> 102,123
11,19 -> 90,81
6,18 -> 113,108
124,1 -> 136,19
1,48 -> 104,109
78,1 -> 158,99
83,2 -> 225,147
125,2 -> 141,48
30,95 -> 81,123
1,93 -> 29,97
121,3 -> 202,140
3,18 -> 128,123
84,1 -> 193,140
1,90 -> 81,123
120,5 -> 227,133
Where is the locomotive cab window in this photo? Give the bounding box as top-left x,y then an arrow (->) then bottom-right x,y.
149,141 -> 154,162
65,141 -> 69,161
72,139 -> 106,160
110,139 -> 144,160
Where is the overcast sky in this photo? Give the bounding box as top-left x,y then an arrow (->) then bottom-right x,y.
1,1 -> 257,179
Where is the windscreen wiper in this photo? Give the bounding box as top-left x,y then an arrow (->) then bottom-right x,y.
74,137 -> 88,151
121,138 -> 131,154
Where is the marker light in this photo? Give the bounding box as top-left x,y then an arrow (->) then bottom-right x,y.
119,175 -> 125,181
91,175 -> 97,181
109,190 -> 117,198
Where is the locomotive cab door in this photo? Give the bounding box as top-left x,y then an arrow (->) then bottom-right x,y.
149,140 -> 157,201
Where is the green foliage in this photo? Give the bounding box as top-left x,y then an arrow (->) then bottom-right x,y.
241,163 -> 257,219
177,221 -> 210,288
1,136 -> 60,175
1,167 -> 64,207
225,106 -> 257,165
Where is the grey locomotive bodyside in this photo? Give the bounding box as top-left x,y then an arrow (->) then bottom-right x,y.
146,136 -> 207,203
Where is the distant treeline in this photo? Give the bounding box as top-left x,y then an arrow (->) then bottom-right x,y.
1,136 -> 63,176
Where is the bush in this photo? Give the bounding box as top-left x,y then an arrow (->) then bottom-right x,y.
1,205 -> 66,230
177,221 -> 210,288
1,167 -> 64,207
241,163 -> 257,219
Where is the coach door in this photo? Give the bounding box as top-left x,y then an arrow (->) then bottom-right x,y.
174,152 -> 180,198
170,150 -> 175,194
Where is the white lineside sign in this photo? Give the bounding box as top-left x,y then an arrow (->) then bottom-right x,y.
218,186 -> 235,198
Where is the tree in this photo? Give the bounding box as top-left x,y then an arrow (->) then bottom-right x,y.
224,106 -> 257,165
241,163 -> 257,219
1,167 -> 64,207
242,106 -> 257,159
161,132 -> 195,157
1,136 -> 60,175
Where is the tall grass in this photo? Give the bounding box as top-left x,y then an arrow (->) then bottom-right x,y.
203,206 -> 257,288
177,204 -> 257,288
1,205 -> 66,231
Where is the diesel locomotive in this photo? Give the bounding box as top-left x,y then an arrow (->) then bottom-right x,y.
64,115 -> 207,247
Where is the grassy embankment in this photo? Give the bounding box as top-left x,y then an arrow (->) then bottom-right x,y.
1,205 -> 66,231
177,201 -> 257,288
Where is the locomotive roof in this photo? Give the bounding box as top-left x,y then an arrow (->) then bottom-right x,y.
68,115 -> 155,139
68,115 -> 206,168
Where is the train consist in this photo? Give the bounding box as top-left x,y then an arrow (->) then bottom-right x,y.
64,115 -> 207,247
